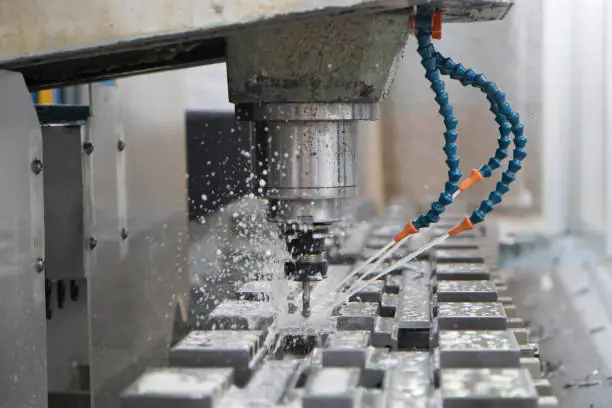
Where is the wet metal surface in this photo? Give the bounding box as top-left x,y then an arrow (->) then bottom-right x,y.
121,209 -> 560,407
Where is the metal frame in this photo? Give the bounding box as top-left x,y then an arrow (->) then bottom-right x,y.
0,70 -> 47,408
0,0 -> 513,90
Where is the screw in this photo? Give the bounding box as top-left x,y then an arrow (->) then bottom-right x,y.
31,159 -> 43,175
120,228 -> 128,240
83,142 -> 94,155
34,257 -> 45,273
117,140 -> 126,152
88,236 -> 97,250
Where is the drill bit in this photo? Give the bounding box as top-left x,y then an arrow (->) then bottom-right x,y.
302,281 -> 311,318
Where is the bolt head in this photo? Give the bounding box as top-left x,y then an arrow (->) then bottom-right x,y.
34,257 -> 45,273
31,159 -> 43,175
83,142 -> 94,155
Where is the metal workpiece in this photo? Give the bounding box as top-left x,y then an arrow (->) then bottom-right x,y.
392,266 -> 432,349
438,330 -> 521,368
238,360 -> 301,404
350,280 -> 385,303
322,331 -> 370,368
121,368 -> 234,408
520,357 -> 542,379
440,368 -> 539,408
204,300 -> 275,330
435,263 -> 492,281
170,331 -> 262,386
380,293 -> 399,317
338,302 -> 380,331
436,280 -> 498,302
385,274 -> 403,294
381,354 -> 432,408
371,317 -> 395,348
236,280 -> 301,301
123,208 -> 563,407
0,70 -> 46,408
437,302 -> 508,331
303,367 -> 361,408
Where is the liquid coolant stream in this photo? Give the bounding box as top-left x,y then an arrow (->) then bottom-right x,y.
322,233 -> 450,316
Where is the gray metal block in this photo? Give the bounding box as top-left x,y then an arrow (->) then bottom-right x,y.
393,268 -> 431,350
532,379 -> 553,397
508,317 -> 525,329
436,280 -> 498,303
121,368 -> 233,408
338,302 -> 379,331
236,281 -> 299,301
380,293 -> 399,317
322,331 -> 370,368
437,303 -> 507,331
170,331 -> 261,386
438,330 -> 520,368
504,304 -> 518,318
385,275 -> 403,294
362,348 -> 390,388
206,300 -> 275,330
539,396 -> 560,407
435,249 -> 485,264
240,360 -> 300,404
512,328 -> 529,345
436,263 -> 491,281
371,317 -> 394,348
303,368 -> 360,408
521,357 -> 541,379
441,368 -> 539,408
349,280 -> 384,303
520,345 -> 536,358
372,350 -> 430,373
382,353 -> 431,408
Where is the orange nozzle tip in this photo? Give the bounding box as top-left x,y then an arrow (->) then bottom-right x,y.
432,12 -> 443,39
394,221 -> 419,242
448,216 -> 474,237
459,169 -> 484,192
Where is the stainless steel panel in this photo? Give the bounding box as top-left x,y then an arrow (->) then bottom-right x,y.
0,70 -> 47,407
87,74 -> 189,408
43,126 -> 85,280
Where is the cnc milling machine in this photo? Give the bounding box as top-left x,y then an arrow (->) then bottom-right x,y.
0,2 -> 564,408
